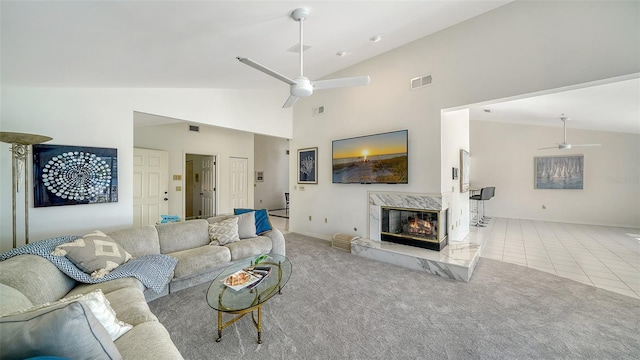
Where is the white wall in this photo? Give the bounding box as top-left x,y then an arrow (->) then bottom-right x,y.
254,134 -> 289,211
470,120 -> 640,228
0,87 -> 290,252
289,0 -> 640,240
134,122 -> 254,217
442,109 -> 470,241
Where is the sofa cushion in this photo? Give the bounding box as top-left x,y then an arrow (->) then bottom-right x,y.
156,219 -> 209,254
168,245 -> 231,279
65,277 -> 146,298
108,225 -> 160,257
105,287 -> 158,326
208,216 -> 240,245
236,211 -> 257,239
114,321 -> 184,360
225,236 -> 273,261
235,208 -> 272,235
51,230 -> 133,278
0,301 -> 122,360
0,283 -> 33,316
0,254 -> 76,306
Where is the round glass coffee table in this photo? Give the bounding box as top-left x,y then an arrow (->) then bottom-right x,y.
206,254 -> 292,344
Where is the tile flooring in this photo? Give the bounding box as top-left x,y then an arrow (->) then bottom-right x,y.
270,214 -> 640,299
466,217 -> 640,299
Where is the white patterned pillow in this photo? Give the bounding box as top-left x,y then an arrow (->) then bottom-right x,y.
51,230 -> 133,278
208,217 -> 240,245
16,289 -> 132,341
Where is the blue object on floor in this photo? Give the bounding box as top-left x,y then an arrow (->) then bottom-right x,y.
160,215 -> 181,223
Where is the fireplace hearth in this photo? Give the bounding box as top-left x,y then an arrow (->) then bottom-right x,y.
381,207 -> 448,251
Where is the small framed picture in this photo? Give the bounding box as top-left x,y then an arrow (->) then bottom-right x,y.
297,147 -> 318,184
255,171 -> 264,182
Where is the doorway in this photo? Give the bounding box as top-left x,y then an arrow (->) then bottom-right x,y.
133,148 -> 169,226
185,153 -> 216,219
229,157 -> 248,209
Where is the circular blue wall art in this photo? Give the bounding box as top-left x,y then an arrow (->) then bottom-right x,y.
41,151 -> 112,201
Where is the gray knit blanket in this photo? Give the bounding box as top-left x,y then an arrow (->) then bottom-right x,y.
0,236 -> 177,293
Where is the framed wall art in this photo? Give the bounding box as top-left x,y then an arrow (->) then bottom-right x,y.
534,154 -> 584,190
33,144 -> 118,207
460,149 -> 470,193
297,147 -> 318,184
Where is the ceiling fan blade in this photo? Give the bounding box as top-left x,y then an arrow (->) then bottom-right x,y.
282,95 -> 299,108
312,76 -> 371,90
571,143 -> 602,147
538,146 -> 559,150
237,57 -> 297,85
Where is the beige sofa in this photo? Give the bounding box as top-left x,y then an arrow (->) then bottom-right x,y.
0,215 -> 286,359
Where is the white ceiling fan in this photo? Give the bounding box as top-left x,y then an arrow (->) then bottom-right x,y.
538,115 -> 601,150
237,8 -> 370,108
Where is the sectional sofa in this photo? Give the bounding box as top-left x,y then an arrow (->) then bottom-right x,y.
0,213 -> 286,359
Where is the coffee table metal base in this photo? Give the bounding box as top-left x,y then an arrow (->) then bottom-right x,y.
216,305 -> 263,344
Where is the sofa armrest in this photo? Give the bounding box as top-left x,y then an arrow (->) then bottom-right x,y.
264,227 -> 286,256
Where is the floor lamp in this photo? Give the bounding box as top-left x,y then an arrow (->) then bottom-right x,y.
0,131 -> 53,248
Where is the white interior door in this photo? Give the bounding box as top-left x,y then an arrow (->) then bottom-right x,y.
202,156 -> 216,217
230,157 -> 248,210
133,148 -> 168,226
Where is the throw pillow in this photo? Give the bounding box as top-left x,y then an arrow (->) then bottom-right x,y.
0,301 -> 122,360
18,289 -> 132,341
51,230 -> 133,278
236,211 -> 257,239
208,217 -> 240,245
234,208 -> 273,235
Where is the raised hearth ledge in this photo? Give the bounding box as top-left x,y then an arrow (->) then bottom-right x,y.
351,238 -> 481,282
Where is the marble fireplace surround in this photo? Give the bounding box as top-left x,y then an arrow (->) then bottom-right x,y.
351,191 -> 481,282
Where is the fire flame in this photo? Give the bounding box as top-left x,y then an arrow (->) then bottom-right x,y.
408,218 -> 432,235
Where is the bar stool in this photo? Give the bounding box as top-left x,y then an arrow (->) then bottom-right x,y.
479,186 -> 495,224
470,187 -> 492,227
284,192 -> 290,214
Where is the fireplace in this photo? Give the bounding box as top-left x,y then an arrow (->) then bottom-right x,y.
381,207 -> 448,251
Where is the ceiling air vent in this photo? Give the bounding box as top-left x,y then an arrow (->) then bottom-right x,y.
410,74 -> 433,91
189,125 -> 200,132
287,43 -> 312,53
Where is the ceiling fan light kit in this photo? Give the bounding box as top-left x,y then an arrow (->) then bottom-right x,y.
538,115 -> 602,150
237,8 -> 371,108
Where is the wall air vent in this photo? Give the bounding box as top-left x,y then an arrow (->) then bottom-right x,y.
189,125 -> 200,132
313,105 -> 325,116
410,74 -> 433,91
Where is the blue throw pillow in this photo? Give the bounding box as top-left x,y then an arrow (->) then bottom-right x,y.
234,208 -> 272,235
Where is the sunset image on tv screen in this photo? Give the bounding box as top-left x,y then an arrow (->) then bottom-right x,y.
332,130 -> 408,184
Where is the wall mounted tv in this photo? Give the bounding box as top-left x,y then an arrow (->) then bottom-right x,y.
332,129 -> 408,184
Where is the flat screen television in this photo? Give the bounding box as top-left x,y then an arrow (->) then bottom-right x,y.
332,129 -> 408,184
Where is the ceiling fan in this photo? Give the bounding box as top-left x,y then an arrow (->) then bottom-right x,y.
538,115 -> 601,150
237,8 -> 371,108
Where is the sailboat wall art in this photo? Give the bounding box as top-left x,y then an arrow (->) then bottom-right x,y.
534,155 -> 584,190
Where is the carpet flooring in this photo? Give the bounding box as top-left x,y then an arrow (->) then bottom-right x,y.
148,233 -> 640,359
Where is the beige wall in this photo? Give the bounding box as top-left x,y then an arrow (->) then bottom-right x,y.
134,121 -> 255,217
470,120 -> 640,227
289,0 -> 640,240
254,135 -> 290,211
0,88 -> 290,251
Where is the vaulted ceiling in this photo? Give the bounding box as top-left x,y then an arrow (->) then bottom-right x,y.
2,1 -> 638,134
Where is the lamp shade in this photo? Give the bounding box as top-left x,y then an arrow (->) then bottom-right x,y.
0,131 -> 53,145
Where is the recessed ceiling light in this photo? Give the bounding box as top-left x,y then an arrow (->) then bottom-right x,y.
483,109 -> 492,113
369,34 -> 384,42
336,51 -> 348,57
